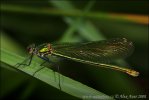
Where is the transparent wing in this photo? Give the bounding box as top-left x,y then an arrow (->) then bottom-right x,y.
51,38 -> 134,63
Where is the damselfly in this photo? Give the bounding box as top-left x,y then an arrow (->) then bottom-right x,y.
16,38 -> 139,77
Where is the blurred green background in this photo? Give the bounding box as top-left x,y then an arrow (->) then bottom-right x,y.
0,0 -> 148,100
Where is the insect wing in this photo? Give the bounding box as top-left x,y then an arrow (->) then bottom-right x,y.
51,38 -> 134,63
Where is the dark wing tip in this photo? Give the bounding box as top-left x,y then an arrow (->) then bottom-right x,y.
105,38 -> 134,59
118,38 -> 134,57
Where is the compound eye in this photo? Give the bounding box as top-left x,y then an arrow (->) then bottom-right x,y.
27,44 -> 35,54
27,47 -> 33,54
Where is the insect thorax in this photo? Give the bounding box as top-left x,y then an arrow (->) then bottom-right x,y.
36,43 -> 52,57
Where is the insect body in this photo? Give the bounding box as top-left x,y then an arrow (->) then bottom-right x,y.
18,38 -> 139,77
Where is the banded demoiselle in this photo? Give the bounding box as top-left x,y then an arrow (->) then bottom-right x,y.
16,38 -> 139,77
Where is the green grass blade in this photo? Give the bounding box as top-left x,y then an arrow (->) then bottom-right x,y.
0,48 -> 114,99
1,4 -> 148,25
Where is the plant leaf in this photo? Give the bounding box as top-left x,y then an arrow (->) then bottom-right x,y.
0,48 -> 114,99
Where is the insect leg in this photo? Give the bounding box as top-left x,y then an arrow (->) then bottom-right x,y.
39,56 -> 61,90
57,64 -> 61,90
32,61 -> 47,76
50,62 -> 61,90
15,54 -> 33,68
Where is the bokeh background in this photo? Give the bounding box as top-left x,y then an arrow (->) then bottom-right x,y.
0,0 -> 148,100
